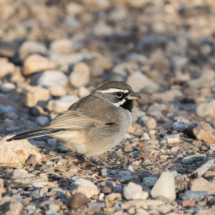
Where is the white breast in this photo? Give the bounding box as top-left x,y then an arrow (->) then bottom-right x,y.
111,109 -> 132,148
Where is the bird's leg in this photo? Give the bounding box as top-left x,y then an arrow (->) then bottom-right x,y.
81,154 -> 96,166
97,156 -> 112,168
77,153 -> 112,168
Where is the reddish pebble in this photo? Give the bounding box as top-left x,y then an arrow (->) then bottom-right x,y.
182,200 -> 195,207
138,143 -> 144,148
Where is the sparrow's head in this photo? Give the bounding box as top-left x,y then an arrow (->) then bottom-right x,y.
94,81 -> 141,112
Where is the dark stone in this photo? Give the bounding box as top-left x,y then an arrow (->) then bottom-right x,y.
183,123 -> 198,138
103,185 -> 112,194
179,190 -> 208,201
0,42 -> 19,58
25,154 -> 37,169
67,193 -> 89,209
29,106 -> 40,117
56,146 -> 68,153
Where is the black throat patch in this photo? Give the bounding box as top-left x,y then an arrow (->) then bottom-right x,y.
120,99 -> 133,112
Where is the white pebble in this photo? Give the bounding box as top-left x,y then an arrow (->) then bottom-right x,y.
151,172 -> 176,200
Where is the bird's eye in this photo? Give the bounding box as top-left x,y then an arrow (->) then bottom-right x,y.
115,92 -> 123,98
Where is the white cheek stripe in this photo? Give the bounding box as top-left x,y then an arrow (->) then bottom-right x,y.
113,99 -> 126,107
98,88 -> 129,94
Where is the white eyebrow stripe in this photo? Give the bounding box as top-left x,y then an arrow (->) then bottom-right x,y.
113,99 -> 126,107
98,88 -> 129,93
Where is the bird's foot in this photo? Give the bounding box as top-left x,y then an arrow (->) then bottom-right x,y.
77,154 -> 113,168
96,156 -> 113,168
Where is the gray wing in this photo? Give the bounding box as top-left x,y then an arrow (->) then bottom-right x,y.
45,95 -> 120,130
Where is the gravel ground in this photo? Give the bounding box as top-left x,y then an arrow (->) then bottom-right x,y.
1,0 -> 215,214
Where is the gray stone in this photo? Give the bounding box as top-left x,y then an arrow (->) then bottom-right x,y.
171,56 -> 188,68
47,95 -> 79,113
114,170 -> 139,182
5,126 -> 20,132
0,105 -> 15,115
3,112 -> 18,120
35,70 -> 69,87
173,122 -> 190,132
36,116 -> 49,126
0,82 -> 15,93
182,156 -> 196,165
142,177 -> 158,187
30,189 -> 40,199
47,139 -> 58,148
12,169 -> 28,179
50,52 -> 85,68
56,146 -> 67,153
180,190 -> 208,201
127,71 -> 158,92
45,210 -> 60,215
94,22 -> 113,37
101,168 -> 109,177
87,202 -> 105,209
19,41 -> 47,59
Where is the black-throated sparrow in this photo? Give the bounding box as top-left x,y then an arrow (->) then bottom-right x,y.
7,81 -> 140,164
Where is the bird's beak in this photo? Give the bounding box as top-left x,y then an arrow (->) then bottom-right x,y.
127,91 -> 141,100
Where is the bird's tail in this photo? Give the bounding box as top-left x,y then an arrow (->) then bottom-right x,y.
6,128 -> 63,142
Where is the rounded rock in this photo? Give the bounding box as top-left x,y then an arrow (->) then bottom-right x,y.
0,82 -> 16,93
19,41 -> 47,60
141,116 -> 157,130
78,87 -> 90,98
36,70 -> 69,87
23,54 -> 55,75
127,71 -> 158,93
49,85 -> 66,97
70,63 -> 90,88
67,2 -> 84,16
67,193 -> 89,209
50,39 -> 74,54
36,116 -> 49,126
49,204 -> 60,212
